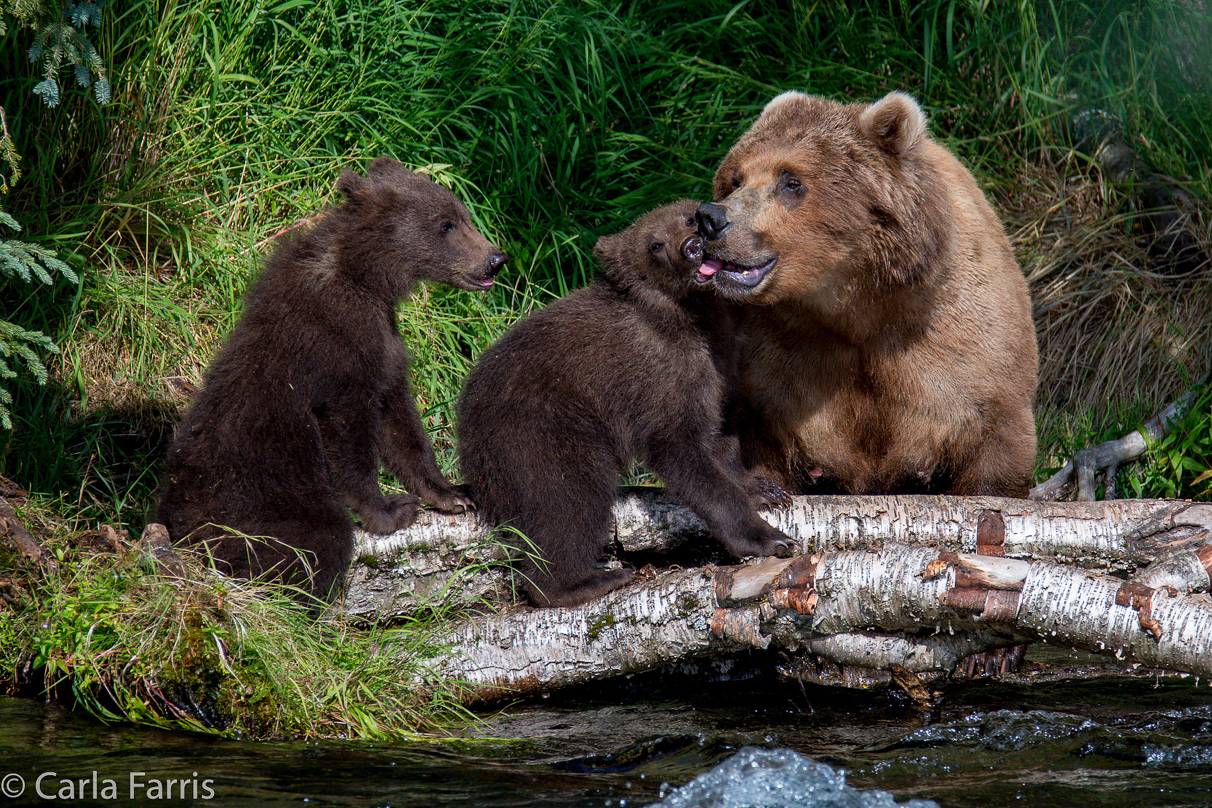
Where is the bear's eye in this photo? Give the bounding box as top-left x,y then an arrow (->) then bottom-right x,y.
440,221 -> 455,233
780,171 -> 803,194
685,216 -> 695,227
730,172 -> 742,190
649,242 -> 664,255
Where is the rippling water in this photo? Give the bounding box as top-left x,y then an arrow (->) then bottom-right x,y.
3,652 -> 1210,807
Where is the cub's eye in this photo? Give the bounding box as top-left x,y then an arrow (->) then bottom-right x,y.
685,216 -> 695,227
649,242 -> 664,254
780,172 -> 803,193
730,172 -> 742,189
440,221 -> 454,233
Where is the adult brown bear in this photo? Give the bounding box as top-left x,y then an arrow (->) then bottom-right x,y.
458,201 -> 796,608
696,91 -> 1037,497
157,157 -> 506,604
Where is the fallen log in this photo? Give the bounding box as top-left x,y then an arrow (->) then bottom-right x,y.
346,491 -> 1212,620
343,492 -> 1212,703
1,495 -> 43,563
426,541 -> 1212,704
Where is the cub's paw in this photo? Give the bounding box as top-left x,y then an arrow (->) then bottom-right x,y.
359,494 -> 421,535
759,532 -> 799,558
418,479 -> 475,514
722,524 -> 799,559
530,568 -> 635,608
749,476 -> 793,510
426,487 -> 475,515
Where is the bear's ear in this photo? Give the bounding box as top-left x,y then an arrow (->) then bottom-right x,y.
593,235 -> 619,270
367,156 -> 414,182
760,90 -> 810,119
336,170 -> 366,205
860,92 -> 926,157
367,156 -> 397,176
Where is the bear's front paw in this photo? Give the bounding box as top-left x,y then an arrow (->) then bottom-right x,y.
749,476 -> 793,510
723,524 -> 799,559
359,494 -> 421,534
426,488 -> 474,515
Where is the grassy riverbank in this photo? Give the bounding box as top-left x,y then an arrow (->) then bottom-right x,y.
1,0 -> 1210,735
0,502 -> 480,739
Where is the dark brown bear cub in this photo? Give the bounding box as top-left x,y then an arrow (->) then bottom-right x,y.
157,157 -> 506,604
457,200 -> 796,608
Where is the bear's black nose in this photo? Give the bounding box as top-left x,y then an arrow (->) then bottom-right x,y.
486,252 -> 507,277
696,203 -> 731,241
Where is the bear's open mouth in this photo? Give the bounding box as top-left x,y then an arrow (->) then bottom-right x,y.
682,235 -> 704,264
695,255 -> 776,288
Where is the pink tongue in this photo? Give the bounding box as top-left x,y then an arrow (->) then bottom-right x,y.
698,257 -> 723,277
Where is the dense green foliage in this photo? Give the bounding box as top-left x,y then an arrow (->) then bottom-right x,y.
0,0 -> 1209,520
0,6 -> 1206,510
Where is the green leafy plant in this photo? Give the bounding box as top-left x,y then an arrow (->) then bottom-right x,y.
1128,386 -> 1212,500
0,209 -> 78,431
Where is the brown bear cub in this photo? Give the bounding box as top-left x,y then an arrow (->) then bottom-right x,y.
457,200 -> 797,608
696,91 -> 1038,497
156,157 -> 506,604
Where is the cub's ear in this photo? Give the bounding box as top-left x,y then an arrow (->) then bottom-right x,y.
367,156 -> 414,181
860,91 -> 927,157
336,170 -> 366,205
593,234 -> 619,269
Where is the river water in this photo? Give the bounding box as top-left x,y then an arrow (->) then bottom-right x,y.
2,651 -> 1210,807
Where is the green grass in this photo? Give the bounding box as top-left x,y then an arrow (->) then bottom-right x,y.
0,516 -> 484,739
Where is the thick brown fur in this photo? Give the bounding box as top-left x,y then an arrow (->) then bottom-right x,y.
457,201 -> 796,608
156,157 -> 506,604
697,91 -> 1038,497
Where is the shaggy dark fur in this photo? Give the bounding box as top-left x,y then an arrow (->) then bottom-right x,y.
156,157 -> 506,603
457,200 -> 796,608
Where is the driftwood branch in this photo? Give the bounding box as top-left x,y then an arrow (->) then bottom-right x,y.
346,492 -> 1212,703
1030,394 -> 1196,501
0,496 -> 43,563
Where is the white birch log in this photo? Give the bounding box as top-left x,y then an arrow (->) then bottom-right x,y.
1018,563 -> 1212,672
345,492 -> 1212,620
432,567 -> 725,702
421,541 -> 1212,704
1129,547 -> 1212,593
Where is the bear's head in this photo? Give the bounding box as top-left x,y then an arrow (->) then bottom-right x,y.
593,200 -> 708,301
697,91 -> 951,315
335,157 -> 507,299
